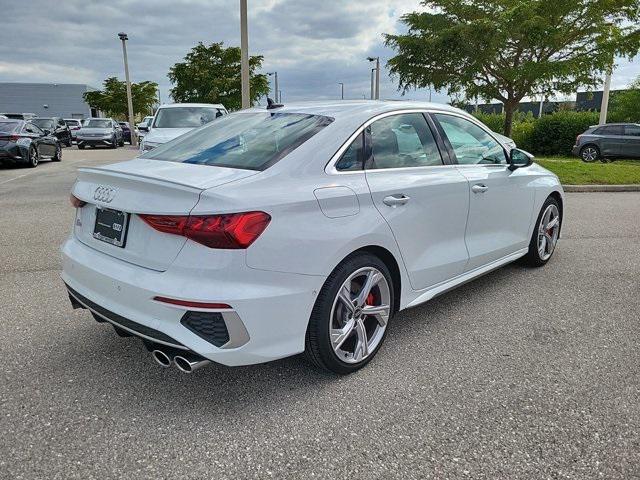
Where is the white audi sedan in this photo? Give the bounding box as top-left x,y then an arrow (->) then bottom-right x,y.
62,101 -> 564,374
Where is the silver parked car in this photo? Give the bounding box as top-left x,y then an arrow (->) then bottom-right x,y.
76,118 -> 124,150
572,123 -> 640,162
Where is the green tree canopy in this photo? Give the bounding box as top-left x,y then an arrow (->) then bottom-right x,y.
609,76 -> 640,122
385,0 -> 640,136
168,42 -> 269,111
83,77 -> 158,119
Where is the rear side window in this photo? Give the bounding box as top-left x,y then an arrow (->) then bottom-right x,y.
369,113 -> 443,169
595,125 -> 624,135
336,133 -> 364,171
142,112 -> 333,171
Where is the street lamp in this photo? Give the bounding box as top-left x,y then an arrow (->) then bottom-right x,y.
240,0 -> 250,109
338,82 -> 344,100
367,56 -> 380,100
118,32 -> 137,146
370,68 -> 375,100
267,72 -> 279,102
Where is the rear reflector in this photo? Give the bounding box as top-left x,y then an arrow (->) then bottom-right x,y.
139,211 -> 271,249
70,194 -> 86,208
153,296 -> 231,310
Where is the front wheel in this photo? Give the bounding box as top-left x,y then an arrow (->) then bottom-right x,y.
521,197 -> 561,267
52,143 -> 62,162
305,253 -> 394,374
26,146 -> 39,168
580,145 -> 600,162
110,136 -> 117,149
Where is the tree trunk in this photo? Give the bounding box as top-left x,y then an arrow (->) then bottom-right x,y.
503,100 -> 517,137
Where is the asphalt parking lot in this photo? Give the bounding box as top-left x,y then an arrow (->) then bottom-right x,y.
1,147 -> 638,479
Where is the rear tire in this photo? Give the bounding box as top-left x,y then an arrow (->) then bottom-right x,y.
52,143 -> 62,162
580,145 -> 599,162
521,196 -> 561,267
26,146 -> 39,168
305,252 -> 395,374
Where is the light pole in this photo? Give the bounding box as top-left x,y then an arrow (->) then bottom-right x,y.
338,82 -> 344,100
267,72 -> 279,102
118,32 -> 137,146
240,0 -> 250,109
367,57 -> 380,100
599,66 -> 613,125
370,68 -> 375,100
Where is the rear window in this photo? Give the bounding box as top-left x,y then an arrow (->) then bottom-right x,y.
142,112 -> 333,171
0,121 -> 19,133
32,119 -> 54,130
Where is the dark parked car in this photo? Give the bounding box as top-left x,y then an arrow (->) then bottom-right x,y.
0,119 -> 61,168
573,123 -> 640,162
1,113 -> 37,120
64,119 -> 83,142
118,121 -> 133,144
31,117 -> 72,147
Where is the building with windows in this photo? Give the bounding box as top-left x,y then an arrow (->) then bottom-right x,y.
0,82 -> 99,119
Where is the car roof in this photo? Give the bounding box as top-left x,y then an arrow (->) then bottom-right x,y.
244,100 -> 467,121
591,123 -> 640,127
157,103 -> 225,109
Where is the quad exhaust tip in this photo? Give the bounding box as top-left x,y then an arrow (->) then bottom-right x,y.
151,349 -> 172,368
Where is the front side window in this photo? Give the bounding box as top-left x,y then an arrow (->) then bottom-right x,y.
434,113 -> 506,165
624,125 -> 640,136
142,112 -> 333,171
335,133 -> 364,171
152,107 -> 219,128
24,123 -> 43,135
369,113 -> 443,169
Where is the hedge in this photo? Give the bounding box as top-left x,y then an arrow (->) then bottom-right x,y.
472,111 -> 600,156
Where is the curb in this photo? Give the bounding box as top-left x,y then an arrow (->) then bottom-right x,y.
563,184 -> 640,192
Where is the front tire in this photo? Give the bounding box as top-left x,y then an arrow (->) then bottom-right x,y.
521,197 -> 561,267
52,143 -> 62,162
110,136 -> 117,149
580,145 -> 600,162
305,253 -> 395,374
26,146 -> 39,168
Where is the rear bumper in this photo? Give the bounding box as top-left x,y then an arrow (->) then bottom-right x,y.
61,235 -> 325,366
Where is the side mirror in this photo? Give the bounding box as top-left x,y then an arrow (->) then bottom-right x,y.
139,125 -> 149,132
43,129 -> 51,135
508,148 -> 534,171
215,111 -> 223,118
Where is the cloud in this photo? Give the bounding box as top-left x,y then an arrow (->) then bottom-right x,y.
0,0 -> 635,106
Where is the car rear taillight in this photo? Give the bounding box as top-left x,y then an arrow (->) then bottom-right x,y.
70,194 -> 86,208
139,211 -> 271,249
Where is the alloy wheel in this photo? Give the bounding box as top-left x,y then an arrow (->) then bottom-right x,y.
537,204 -> 560,261
329,267 -> 391,363
581,147 -> 598,162
30,148 -> 38,166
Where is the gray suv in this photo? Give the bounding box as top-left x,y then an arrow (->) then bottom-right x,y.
572,123 -> 640,162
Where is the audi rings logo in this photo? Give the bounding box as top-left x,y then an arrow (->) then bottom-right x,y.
93,185 -> 116,203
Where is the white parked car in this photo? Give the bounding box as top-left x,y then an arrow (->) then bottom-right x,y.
62,101 -> 564,374
139,103 -> 227,153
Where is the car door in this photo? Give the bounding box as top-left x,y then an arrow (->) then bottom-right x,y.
595,125 -> 625,156
431,112 -> 536,272
622,124 -> 640,158
29,123 -> 56,156
363,112 -> 470,291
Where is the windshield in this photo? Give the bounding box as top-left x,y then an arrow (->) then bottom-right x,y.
32,119 -> 54,130
152,107 -> 219,128
85,119 -> 112,128
0,121 -> 19,133
142,112 -> 333,171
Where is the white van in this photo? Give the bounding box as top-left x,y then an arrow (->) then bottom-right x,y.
139,103 -> 227,152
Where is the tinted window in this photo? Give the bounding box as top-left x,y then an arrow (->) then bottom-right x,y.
596,125 -> 624,135
624,125 -> 640,136
86,119 -> 112,128
434,114 -> 506,165
24,123 -> 44,135
0,121 -> 19,133
369,113 -> 442,169
32,119 -> 54,130
153,107 -> 219,128
142,112 -> 333,171
336,133 -> 364,171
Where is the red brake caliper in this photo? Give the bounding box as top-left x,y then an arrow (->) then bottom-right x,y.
366,292 -> 375,306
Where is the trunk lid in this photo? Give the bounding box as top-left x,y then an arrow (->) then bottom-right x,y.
72,158 -> 257,271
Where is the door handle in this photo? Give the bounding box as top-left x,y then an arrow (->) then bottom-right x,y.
383,194 -> 410,207
471,184 -> 489,194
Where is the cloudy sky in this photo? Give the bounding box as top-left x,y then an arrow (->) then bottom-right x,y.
1,0 -> 638,106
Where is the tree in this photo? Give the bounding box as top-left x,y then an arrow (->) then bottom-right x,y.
168,42 -> 269,111
83,77 -> 158,119
609,76 -> 640,122
385,1 -> 640,136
